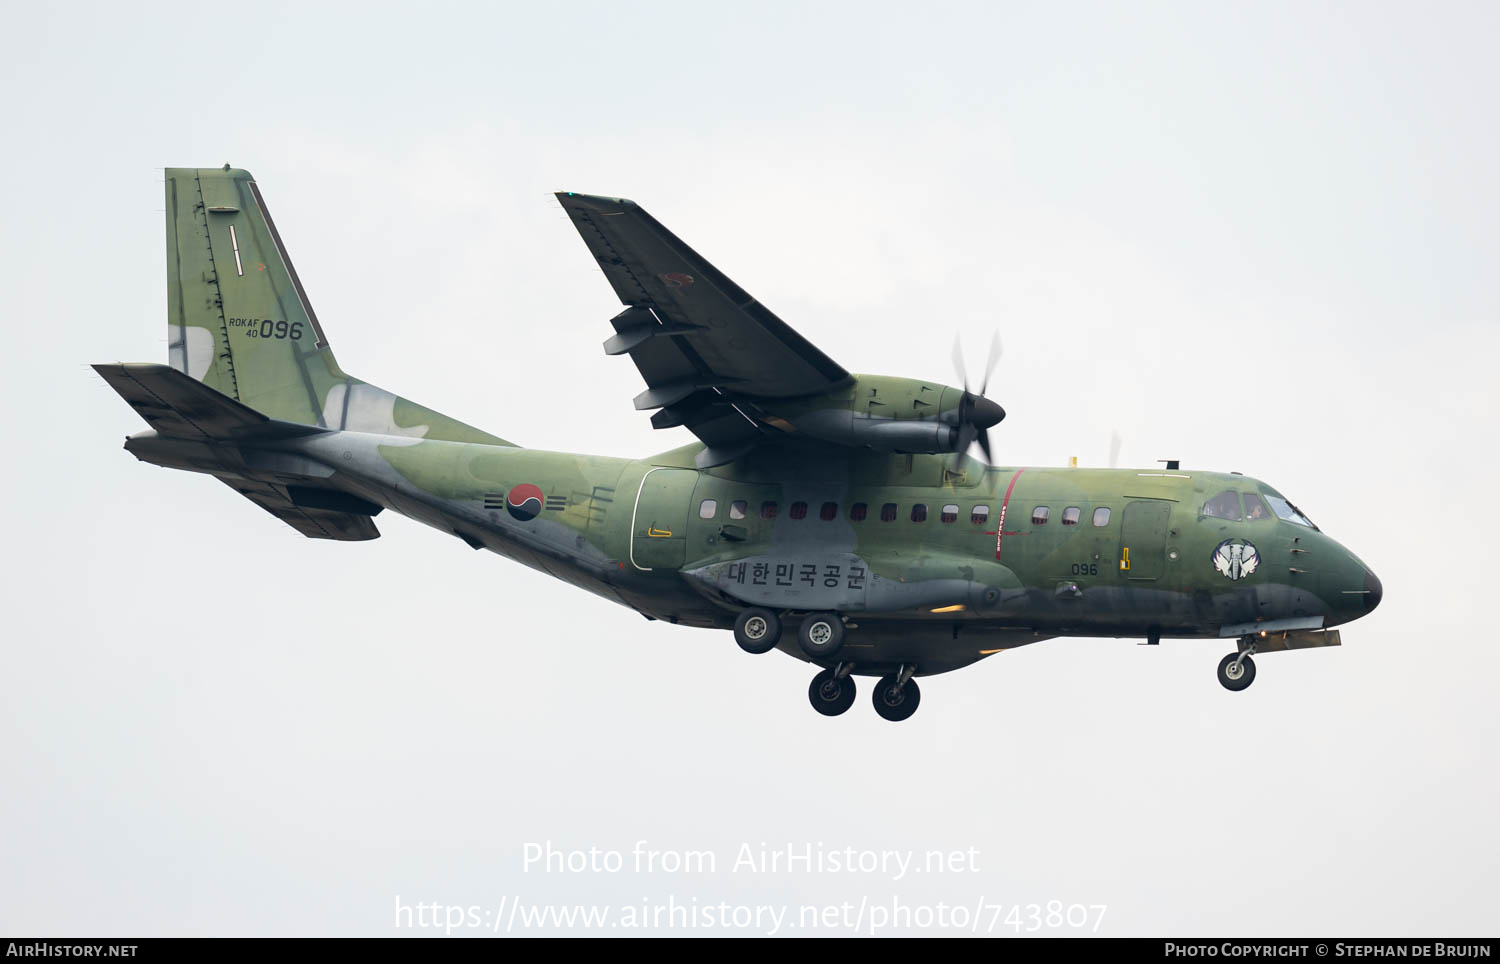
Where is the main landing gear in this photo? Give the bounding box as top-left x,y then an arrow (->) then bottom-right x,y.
733,608 -> 781,654
734,609 -> 847,660
797,611 -> 845,659
807,664 -> 921,721
871,666 -> 920,722
1217,645 -> 1257,692
729,608 -> 924,721
808,664 -> 857,716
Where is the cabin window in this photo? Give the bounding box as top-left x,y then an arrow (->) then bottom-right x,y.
789,501 -> 808,520
819,501 -> 838,521
760,501 -> 778,520
698,499 -> 718,520
1032,506 -> 1050,526
940,504 -> 959,524
1203,490 -> 1242,521
971,505 -> 990,524
1092,507 -> 1111,527
1062,506 -> 1081,526
911,503 -> 928,523
729,500 -> 747,520
850,502 -> 868,522
1243,493 -> 1271,522
880,503 -> 898,522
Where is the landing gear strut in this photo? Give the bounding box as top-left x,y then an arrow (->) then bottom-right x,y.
1217,647 -> 1257,691
808,663 -> 857,716
733,608 -> 781,654
872,666 -> 921,722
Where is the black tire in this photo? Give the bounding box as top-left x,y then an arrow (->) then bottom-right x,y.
733,608 -> 781,654
872,675 -> 921,722
808,669 -> 857,717
797,612 -> 845,658
1217,652 -> 1256,691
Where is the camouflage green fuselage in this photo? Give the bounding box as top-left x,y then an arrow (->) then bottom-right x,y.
110,167 -> 1377,683
265,428 -> 1375,677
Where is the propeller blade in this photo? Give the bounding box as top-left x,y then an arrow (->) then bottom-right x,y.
951,333 -> 969,392
949,422 -> 977,470
978,332 -> 1002,396
976,427 -> 993,463
1108,430 -> 1122,469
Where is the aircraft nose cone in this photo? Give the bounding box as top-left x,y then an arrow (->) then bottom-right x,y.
1363,567 -> 1382,612
971,396 -> 1005,429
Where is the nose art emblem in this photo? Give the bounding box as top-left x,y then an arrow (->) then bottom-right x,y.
1212,540 -> 1261,581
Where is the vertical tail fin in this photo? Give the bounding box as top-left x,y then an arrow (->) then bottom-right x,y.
165,167 -> 510,444
166,165 -> 339,422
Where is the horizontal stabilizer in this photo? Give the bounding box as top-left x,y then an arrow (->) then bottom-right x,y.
220,478 -> 380,541
93,363 -> 319,441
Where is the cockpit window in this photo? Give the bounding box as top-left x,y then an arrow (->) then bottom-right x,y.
1203,490 -> 1242,521
1242,493 -> 1271,522
1265,494 -> 1317,529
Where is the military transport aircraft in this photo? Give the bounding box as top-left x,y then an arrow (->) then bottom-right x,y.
96,167 -> 1382,722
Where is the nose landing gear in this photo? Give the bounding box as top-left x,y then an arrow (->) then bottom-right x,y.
1217,647 -> 1257,691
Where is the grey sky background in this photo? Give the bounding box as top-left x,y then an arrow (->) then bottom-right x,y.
2,0 -> 1496,936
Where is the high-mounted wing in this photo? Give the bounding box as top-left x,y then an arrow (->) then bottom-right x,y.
556,193 -> 853,465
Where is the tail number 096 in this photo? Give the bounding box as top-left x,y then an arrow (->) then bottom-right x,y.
253,320 -> 304,340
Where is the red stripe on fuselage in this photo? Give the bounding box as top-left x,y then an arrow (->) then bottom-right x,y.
995,468 -> 1025,561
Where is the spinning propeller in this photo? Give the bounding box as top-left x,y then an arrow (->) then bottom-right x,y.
950,333 -> 1006,464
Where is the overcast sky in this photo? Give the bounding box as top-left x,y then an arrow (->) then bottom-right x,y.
2,0 -> 1496,937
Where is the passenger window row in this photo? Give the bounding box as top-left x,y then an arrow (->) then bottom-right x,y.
698,499 -> 1118,528
698,500 -> 995,524
1031,505 -> 1112,527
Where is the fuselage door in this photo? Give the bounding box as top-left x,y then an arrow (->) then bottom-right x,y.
630,467 -> 697,571
1120,500 -> 1172,580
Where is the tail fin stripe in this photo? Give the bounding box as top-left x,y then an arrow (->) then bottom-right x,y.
228,224 -> 244,276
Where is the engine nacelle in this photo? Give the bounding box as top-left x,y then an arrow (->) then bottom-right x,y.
789,407 -> 960,453
765,375 -> 1001,454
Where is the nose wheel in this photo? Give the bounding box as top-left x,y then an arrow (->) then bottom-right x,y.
808,665 -> 857,716
1217,651 -> 1257,691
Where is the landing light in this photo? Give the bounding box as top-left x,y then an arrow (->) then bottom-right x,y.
931,604 -> 966,613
